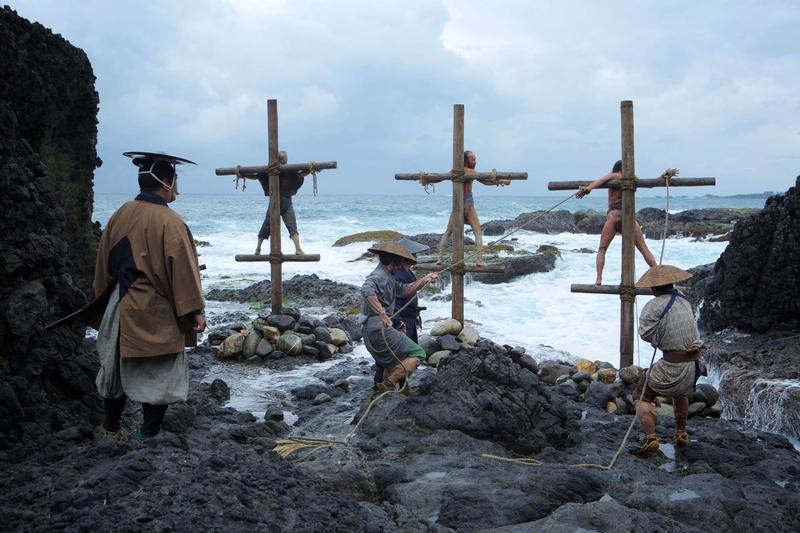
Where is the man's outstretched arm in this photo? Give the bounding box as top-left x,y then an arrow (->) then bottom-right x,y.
576,172 -> 620,199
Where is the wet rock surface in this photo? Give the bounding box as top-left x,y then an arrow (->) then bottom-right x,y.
206,274 -> 362,313
0,350 -> 412,532
290,343 -> 800,532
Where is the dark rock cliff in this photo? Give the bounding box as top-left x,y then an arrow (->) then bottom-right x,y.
699,176 -> 800,332
0,6 -> 100,291
0,7 -> 102,457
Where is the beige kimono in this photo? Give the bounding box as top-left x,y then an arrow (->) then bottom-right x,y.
92,194 -> 205,357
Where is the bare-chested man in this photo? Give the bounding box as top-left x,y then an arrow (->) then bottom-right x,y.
437,150 -> 510,267
576,160 -> 678,285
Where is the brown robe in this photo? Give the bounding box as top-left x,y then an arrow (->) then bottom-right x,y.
92,193 -> 205,358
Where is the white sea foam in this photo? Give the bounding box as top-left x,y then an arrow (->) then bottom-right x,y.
93,192 -> 758,365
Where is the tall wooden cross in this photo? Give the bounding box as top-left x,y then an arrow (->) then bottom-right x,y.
548,100 -> 715,367
395,104 -> 527,324
216,99 -> 337,314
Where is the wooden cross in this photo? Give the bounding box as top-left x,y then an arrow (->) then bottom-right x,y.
395,104 -> 527,324
547,100 -> 715,367
215,99 -> 337,314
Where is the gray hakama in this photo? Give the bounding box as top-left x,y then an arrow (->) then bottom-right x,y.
96,284 -> 188,405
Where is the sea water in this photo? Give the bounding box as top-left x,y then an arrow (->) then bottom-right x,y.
93,192 -> 765,366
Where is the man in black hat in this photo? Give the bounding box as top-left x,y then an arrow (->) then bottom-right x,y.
255,150 -> 310,256
91,152 -> 206,440
576,161 -> 678,284
361,242 -> 437,394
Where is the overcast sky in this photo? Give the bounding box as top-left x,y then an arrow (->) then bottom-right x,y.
11,0 -> 800,196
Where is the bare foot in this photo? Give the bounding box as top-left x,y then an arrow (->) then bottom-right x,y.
295,248 -> 305,256
476,260 -> 486,267
595,277 -> 602,285
255,248 -> 262,256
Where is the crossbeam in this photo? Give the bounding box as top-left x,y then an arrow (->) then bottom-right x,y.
216,162 -> 337,177
547,177 -> 715,191
571,284 -> 653,296
235,254 -> 321,262
396,172 -> 527,183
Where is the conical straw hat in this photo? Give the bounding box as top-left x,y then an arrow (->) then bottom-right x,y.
397,238 -> 430,255
635,265 -> 693,288
368,241 -> 417,263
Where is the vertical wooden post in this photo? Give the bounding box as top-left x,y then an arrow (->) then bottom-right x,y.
619,100 -> 636,368
451,104 -> 465,324
267,99 -> 282,314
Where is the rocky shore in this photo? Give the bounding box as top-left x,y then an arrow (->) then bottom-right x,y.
4,327 -> 797,531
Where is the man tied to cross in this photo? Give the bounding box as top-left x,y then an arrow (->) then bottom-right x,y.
437,150 -> 511,267
255,150 -> 309,256
576,160 -> 679,285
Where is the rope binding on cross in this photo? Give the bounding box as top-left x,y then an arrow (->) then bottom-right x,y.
308,160 -> 319,196
419,172 -> 434,194
233,165 -> 246,191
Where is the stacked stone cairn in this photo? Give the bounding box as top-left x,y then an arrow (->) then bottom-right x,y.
206,308 -> 354,363
417,318 -> 482,367
539,358 -> 722,418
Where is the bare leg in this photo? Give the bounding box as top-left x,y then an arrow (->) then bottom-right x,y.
595,216 -> 616,285
255,237 -> 266,255
465,206 -> 485,266
290,234 -> 304,255
636,400 -> 657,436
634,223 -> 657,267
437,217 -> 454,265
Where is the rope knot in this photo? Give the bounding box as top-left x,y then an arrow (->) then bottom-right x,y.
451,168 -> 466,183
619,177 -> 637,192
267,160 -> 281,176
619,285 -> 637,302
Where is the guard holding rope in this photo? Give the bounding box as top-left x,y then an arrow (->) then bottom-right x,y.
360,242 -> 438,396
629,265 -> 705,455
254,150 -> 310,256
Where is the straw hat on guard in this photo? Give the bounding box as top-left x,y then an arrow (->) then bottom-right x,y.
368,241 -> 417,264
636,264 -> 693,288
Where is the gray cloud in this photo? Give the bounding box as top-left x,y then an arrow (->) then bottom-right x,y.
10,0 -> 800,196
